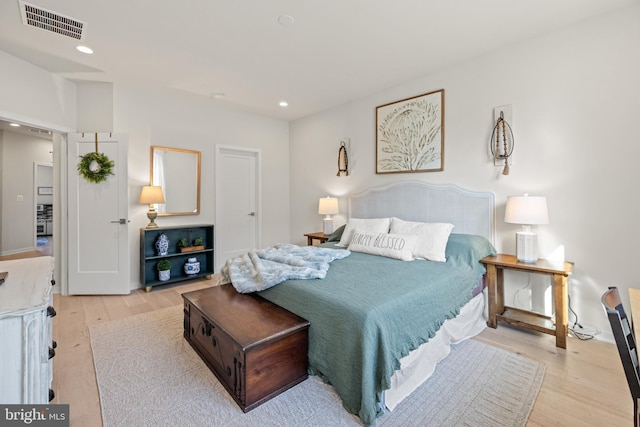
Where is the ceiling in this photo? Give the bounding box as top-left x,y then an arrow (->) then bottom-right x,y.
0,0 -> 636,122
0,119 -> 52,140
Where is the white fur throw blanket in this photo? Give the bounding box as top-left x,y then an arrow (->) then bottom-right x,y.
220,244 -> 350,293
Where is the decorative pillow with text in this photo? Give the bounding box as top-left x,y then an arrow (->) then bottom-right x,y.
337,217 -> 391,247
347,229 -> 416,261
390,218 -> 454,262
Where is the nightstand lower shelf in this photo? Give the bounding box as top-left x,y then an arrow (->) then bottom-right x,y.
497,307 -> 556,336
482,254 -> 573,349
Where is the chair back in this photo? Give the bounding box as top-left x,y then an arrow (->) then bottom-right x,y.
602,286 -> 640,399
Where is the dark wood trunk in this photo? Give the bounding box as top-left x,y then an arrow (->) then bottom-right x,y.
182,284 -> 309,412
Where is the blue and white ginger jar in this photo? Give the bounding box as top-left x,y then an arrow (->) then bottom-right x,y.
155,233 -> 169,256
184,257 -> 200,277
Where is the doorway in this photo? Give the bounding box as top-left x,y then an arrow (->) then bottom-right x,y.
34,162 -> 54,256
0,119 -> 64,291
0,123 -> 55,259
214,145 -> 262,269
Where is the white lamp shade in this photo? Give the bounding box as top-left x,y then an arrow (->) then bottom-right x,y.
504,195 -> 548,225
318,197 -> 339,215
139,185 -> 165,205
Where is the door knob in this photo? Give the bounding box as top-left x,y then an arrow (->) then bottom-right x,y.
248,212 -> 255,216
110,218 -> 130,224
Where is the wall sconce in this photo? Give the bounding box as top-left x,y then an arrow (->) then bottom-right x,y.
139,185 -> 165,228
337,138 -> 349,176
490,107 -> 514,175
318,197 -> 339,235
504,194 -> 549,263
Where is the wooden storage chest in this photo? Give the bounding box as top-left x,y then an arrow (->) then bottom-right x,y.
182,284 -> 309,412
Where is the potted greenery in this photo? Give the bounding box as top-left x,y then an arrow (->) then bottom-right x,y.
157,259 -> 171,282
177,238 -> 189,249
178,236 -> 205,253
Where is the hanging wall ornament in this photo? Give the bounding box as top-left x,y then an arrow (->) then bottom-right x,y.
337,140 -> 349,176
77,133 -> 115,183
490,112 -> 514,175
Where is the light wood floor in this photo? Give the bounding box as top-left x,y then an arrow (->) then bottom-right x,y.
51,279 -> 632,427
0,236 -> 53,261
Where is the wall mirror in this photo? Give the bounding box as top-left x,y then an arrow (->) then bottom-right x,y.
150,146 -> 201,216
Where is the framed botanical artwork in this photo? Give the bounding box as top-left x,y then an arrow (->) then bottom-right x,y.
376,89 -> 444,174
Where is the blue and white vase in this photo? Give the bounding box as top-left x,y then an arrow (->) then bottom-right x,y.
184,257 -> 200,277
155,233 -> 169,256
158,269 -> 170,282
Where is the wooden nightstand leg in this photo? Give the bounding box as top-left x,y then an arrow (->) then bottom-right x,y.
496,268 -> 505,315
554,273 -> 568,349
486,264 -> 498,328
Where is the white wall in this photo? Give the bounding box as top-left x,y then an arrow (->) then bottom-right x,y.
0,51 -> 290,291
0,131 -> 53,254
290,5 -> 640,341
76,81 -> 114,132
112,83 -> 290,288
0,50 -> 76,132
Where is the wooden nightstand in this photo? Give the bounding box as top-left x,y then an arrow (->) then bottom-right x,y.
481,254 -> 574,349
304,232 -> 330,246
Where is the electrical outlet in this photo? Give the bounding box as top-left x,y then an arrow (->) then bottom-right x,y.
16,195 -> 23,202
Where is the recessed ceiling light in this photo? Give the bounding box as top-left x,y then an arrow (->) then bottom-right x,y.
279,101 -> 289,107
76,45 -> 93,54
277,15 -> 295,26
212,93 -> 226,99
9,123 -> 20,127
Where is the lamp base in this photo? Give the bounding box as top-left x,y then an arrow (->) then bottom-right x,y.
515,231 -> 537,263
146,209 -> 159,229
323,218 -> 333,235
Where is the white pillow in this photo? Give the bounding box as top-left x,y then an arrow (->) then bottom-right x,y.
348,229 -> 416,261
337,217 -> 391,247
389,218 -> 454,262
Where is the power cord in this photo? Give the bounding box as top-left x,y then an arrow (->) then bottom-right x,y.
510,276 -> 599,341
513,274 -> 532,308
568,294 -> 600,340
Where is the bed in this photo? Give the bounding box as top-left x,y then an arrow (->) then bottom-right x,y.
257,181 -> 496,425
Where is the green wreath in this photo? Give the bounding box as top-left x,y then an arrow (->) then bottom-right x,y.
77,152 -> 115,183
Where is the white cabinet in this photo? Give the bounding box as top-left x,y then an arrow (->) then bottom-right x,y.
0,256 -> 55,404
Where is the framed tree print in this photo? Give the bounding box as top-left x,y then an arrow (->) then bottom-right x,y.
376,89 -> 444,174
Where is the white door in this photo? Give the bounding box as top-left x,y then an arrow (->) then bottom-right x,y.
215,145 -> 261,269
67,133 -> 130,295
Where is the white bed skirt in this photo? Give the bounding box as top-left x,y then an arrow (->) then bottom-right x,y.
384,291 -> 487,411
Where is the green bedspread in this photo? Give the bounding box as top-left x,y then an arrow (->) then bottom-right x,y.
259,235 -> 495,425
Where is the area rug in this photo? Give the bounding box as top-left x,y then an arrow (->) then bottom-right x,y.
90,306 -> 544,427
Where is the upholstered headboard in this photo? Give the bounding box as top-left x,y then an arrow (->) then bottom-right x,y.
348,181 -> 495,244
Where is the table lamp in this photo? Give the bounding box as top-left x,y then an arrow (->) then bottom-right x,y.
139,185 -> 165,228
504,194 -> 549,263
318,197 -> 339,235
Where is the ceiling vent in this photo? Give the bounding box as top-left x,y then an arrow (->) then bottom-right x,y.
19,1 -> 86,40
